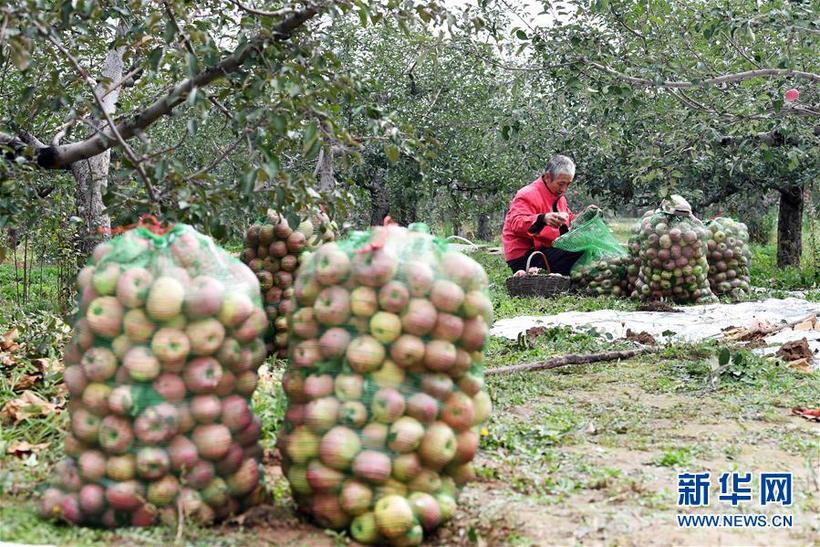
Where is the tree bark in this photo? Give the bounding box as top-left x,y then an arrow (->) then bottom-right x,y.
368,173 -> 390,226
777,184 -> 804,267
476,194 -> 492,241
72,36 -> 127,259
315,141 -> 336,193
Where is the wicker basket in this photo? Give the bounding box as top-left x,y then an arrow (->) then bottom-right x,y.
505,251 -> 572,297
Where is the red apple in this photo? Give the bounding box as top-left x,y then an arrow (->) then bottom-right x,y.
304,373 -> 334,399
215,442 -> 245,475
184,460 -> 216,489
86,296 -> 124,338
218,292 -> 254,327
408,469 -> 441,494
274,270 -> 293,289
123,308 -> 156,343
430,279 -> 464,313
314,286 -> 351,326
216,337 -> 242,370
55,459 -> 81,492
184,276 -> 225,319
150,327 -> 190,365
371,387 -> 405,423
215,369 -> 236,397
80,347 -> 117,382
374,495 -> 414,539
392,452 -> 422,482
306,459 -> 347,493
134,403 -> 179,445
233,308 -> 268,343
473,390 -> 492,424
388,416 -> 425,453
153,373 -> 187,403
107,385 -> 133,416
39,487 -> 65,520
292,339 -> 321,368
124,345 -> 160,381
408,492 -> 442,531
401,298 -> 436,336
106,454 -> 136,481
184,356 -> 223,394
186,318 -> 226,356
371,359 -> 405,389
73,318 -> 95,350
441,392 -> 475,432
334,373 -> 364,401
312,492 -> 350,529
192,423 -> 232,460
378,281 -> 410,313
461,317 -> 488,351
319,425 -> 361,471
190,394 -> 223,424
463,290 -> 492,321
106,480 -> 144,511
146,276 -> 185,321
64,434 -> 86,458
72,408 -> 101,444
406,392 -> 439,424
78,450 -> 107,482
291,307 -> 318,339
147,475 -> 180,507
169,435 -> 199,472
370,311 -> 402,343
421,373 -> 454,400
236,415 -> 262,446
304,396 -> 340,434
352,249 -> 398,287
136,446 -> 170,480
352,450 -> 392,483
361,422 -> 389,450
294,274 -> 322,306
177,402 -> 195,434
222,395 -> 252,432
451,348 -> 472,376
401,262 -> 435,297
441,424 -> 471,461
350,286 -> 378,317
420,422 -> 457,469
424,340 -> 457,372
339,400 -> 368,428
115,267 -> 153,308
389,334 -> 425,368
432,313 -> 464,342
64,365 -> 88,397
346,335 -> 385,373
234,370 -> 258,396
340,479 -> 373,517
315,243 -> 351,286
59,493 -> 83,524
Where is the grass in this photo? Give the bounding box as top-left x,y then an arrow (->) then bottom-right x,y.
0,221 -> 818,545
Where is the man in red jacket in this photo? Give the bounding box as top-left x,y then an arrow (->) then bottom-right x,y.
502,154 -> 585,275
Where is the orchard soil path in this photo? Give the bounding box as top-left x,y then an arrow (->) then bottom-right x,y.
213,358 -> 819,547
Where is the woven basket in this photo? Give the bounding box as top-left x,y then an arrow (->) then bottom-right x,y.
505,251 -> 572,297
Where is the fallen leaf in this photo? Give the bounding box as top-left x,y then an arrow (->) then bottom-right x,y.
625,329 -> 657,346
0,390 -> 58,424
792,407 -> 820,422
793,317 -> 817,332
787,358 -> 812,373
1,328 -> 20,350
0,352 -> 17,367
12,374 -> 41,391
7,440 -> 50,456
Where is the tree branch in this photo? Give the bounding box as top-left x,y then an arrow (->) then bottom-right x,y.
589,63 -> 820,88
228,0 -> 294,18
11,1 -> 327,170
184,129 -> 250,182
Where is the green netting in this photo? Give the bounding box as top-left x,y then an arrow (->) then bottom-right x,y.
40,224 -> 267,528
553,209 -> 627,272
279,223 -> 492,546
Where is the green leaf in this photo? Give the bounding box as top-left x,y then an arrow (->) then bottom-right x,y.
148,47 -> 164,72
163,19 -> 179,44
385,143 -> 400,164
516,29 -> 528,40
718,348 -> 730,366
302,122 -> 318,155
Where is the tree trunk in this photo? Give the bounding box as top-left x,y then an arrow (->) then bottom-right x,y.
368,174 -> 390,227
315,141 -> 336,193
476,194 -> 492,241
72,32 -> 127,260
777,184 -> 804,267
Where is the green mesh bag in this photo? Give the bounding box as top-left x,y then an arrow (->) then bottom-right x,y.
553,208 -> 627,273
39,224 -> 267,528
632,196 -> 718,304
279,223 -> 493,545
241,207 -> 338,359
704,217 -> 752,299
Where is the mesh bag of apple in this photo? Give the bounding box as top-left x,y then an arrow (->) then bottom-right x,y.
278,222 -> 493,546
704,217 -> 752,299
632,196 -> 718,304
241,208 -> 338,359
570,255 -> 633,297
39,224 -> 268,528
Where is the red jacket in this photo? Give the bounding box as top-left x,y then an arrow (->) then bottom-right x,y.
502,177 -> 575,261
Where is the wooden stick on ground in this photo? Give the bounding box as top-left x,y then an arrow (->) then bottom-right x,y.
485,348 -> 656,377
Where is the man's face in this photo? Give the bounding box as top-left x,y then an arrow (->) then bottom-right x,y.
543,172 -> 573,196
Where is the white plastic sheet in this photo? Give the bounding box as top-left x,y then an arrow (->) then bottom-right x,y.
491,298 -> 820,363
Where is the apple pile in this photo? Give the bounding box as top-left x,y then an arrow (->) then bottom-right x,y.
704,217 -> 752,299
279,223 -> 493,545
241,208 -> 337,359
40,225 -> 268,528
570,255 -> 635,297
631,202 -> 718,304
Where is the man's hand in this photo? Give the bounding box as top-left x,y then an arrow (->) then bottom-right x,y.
543,212 -> 569,227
